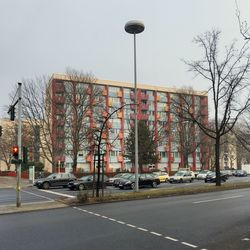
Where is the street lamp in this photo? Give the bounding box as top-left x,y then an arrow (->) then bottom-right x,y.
125,20 -> 145,192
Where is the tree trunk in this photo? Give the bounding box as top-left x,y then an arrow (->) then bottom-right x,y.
215,137 -> 221,186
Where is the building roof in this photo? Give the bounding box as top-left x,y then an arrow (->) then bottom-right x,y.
51,73 -> 208,97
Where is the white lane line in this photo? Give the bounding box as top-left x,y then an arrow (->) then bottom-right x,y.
150,232 -> 162,236
73,207 -> 202,249
181,241 -> 198,248
117,221 -> 126,224
137,227 -> 148,232
21,190 -> 54,201
126,224 -> 136,228
242,238 -> 250,241
39,189 -> 76,198
193,195 -> 243,204
164,236 -> 178,242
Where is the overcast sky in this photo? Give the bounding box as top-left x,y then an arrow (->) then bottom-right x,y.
0,0 -> 249,117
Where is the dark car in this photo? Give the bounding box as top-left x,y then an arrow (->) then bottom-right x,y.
68,174 -> 109,191
34,173 -> 77,189
118,173 -> 160,189
204,172 -> 228,183
106,173 -> 131,186
234,170 -> 248,177
113,173 -> 133,187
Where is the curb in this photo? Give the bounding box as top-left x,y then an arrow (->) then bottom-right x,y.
0,201 -> 68,215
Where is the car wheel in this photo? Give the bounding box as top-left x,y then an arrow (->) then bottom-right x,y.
78,184 -> 85,191
190,178 -> 193,183
43,182 -> 49,190
165,179 -> 168,183
152,181 -> 157,188
179,179 -> 183,183
131,183 -> 135,189
205,180 -> 207,183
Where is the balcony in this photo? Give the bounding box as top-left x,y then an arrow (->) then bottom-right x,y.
117,155 -> 123,162
117,91 -> 122,97
102,89 -> 108,96
108,99 -> 113,107
106,121 -> 113,129
86,110 -> 92,117
55,109 -> 65,116
130,113 -> 149,120
54,96 -> 65,104
140,93 -> 149,100
102,133 -> 107,139
117,111 -> 122,119
56,120 -> 65,126
57,130 -> 65,138
86,155 -> 92,162
156,95 -> 161,102
87,87 -> 92,95
103,111 -> 108,118
57,142 -> 65,149
140,103 -> 149,110
118,132 -> 123,139
54,83 -> 65,93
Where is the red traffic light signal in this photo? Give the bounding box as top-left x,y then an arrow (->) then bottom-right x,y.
12,146 -> 19,159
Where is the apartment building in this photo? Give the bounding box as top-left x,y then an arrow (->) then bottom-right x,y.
49,73 -> 208,173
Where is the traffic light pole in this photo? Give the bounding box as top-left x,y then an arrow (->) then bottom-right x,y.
16,83 -> 22,208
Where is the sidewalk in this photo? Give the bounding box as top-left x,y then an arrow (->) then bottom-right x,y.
0,176 -> 68,215
0,176 -> 32,189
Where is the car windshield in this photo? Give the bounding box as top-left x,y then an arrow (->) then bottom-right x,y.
113,174 -> 123,178
175,172 -> 185,176
80,175 -> 93,181
199,170 -> 209,174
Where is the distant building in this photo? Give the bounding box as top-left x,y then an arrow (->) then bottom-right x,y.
49,73 -> 208,173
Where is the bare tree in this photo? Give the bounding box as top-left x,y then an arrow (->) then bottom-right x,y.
63,68 -> 104,171
183,29 -> 250,185
236,1 -> 250,40
22,76 -> 57,170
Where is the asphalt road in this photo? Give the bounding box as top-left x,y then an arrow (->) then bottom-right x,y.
0,188 -> 250,250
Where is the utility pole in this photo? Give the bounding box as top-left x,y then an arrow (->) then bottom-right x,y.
16,82 -> 22,207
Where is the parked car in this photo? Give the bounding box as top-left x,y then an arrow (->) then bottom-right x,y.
68,174 -> 109,191
234,170 -> 248,177
196,170 -> 212,180
34,173 -> 77,189
113,173 -> 133,187
168,171 -> 194,183
152,171 -> 169,183
204,172 -> 228,183
106,173 -> 130,186
118,173 -> 160,189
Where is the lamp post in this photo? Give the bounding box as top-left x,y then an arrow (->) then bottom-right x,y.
125,20 -> 145,192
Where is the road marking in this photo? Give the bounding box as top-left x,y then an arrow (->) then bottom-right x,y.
164,236 -> 178,242
150,232 -> 162,236
181,242 -> 198,248
117,221 -> 125,224
242,238 -> 250,241
21,190 -> 54,201
193,195 -> 243,204
127,224 -> 136,228
39,189 -> 76,198
73,207 -> 202,249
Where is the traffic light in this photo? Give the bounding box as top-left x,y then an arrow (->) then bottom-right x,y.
0,126 -> 2,137
12,146 -> 19,160
9,105 -> 16,121
22,146 -> 28,164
